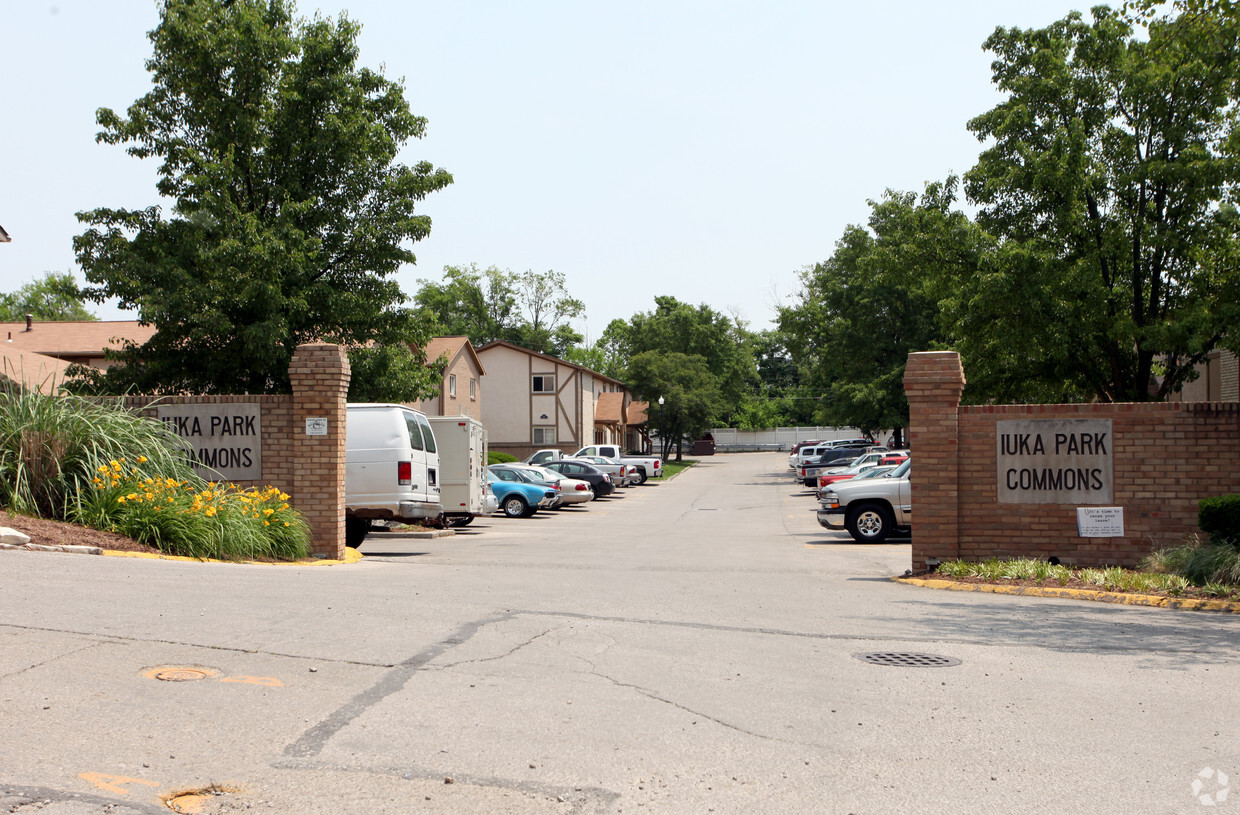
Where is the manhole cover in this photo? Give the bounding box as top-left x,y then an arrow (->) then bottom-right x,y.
141,665 -> 221,682
854,652 -> 961,668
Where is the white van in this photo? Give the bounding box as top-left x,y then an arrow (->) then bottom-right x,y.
427,415 -> 488,526
345,404 -> 443,547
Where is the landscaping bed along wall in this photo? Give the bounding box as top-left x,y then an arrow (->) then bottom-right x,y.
905,351 -> 1240,571
122,343 -> 350,559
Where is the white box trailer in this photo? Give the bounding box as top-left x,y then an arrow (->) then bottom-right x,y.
428,415 -> 488,526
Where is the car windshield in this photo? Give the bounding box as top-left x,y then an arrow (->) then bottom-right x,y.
521,465 -> 563,483
887,459 -> 911,478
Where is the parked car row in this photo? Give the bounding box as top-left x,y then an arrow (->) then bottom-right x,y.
341,403 -> 661,547
488,457 -> 630,518
784,438 -> 912,543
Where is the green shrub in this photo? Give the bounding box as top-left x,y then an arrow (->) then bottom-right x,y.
1199,495 -> 1240,546
488,451 -> 518,465
0,388 -> 310,561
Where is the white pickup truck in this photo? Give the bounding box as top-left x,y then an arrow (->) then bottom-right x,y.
528,445 -> 663,484
572,444 -> 662,484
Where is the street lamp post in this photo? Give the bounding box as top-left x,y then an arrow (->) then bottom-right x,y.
657,396 -> 664,461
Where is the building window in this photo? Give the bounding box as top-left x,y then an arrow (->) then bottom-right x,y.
532,374 -> 555,393
533,426 -> 556,445
449,374 -> 457,398
469,378 -> 476,400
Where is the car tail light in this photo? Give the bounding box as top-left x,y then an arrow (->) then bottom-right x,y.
575,483 -> 589,491
398,461 -> 412,485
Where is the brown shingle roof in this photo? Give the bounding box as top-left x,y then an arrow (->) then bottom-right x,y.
595,391 -> 624,424
476,340 -> 628,388
627,401 -> 649,425
0,348 -> 77,394
420,336 -> 485,375
0,321 -> 155,358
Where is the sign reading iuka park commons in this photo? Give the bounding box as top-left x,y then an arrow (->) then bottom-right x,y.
996,419 -> 1113,504
155,404 -> 262,481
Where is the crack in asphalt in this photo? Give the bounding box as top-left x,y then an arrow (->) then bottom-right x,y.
0,637 -> 110,681
270,759 -> 622,813
0,623 -> 401,668
0,784 -> 168,814
435,627 -> 554,669
283,612 -> 516,759
509,608 -> 1240,656
585,669 -> 791,745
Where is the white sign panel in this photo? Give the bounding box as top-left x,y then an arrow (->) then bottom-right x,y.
305,417 -> 328,436
996,418 -> 1113,504
1077,507 -> 1124,537
156,403 -> 262,480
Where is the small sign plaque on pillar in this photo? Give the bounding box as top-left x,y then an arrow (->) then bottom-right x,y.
305,417 -> 328,436
1076,507 -> 1123,537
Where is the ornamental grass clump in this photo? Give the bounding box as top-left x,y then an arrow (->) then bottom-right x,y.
0,387 -> 310,561
0,388 -> 197,518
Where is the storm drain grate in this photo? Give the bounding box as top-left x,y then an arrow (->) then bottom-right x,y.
854,652 -> 961,668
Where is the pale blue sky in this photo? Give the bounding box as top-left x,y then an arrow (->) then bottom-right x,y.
1,0 -> 1082,340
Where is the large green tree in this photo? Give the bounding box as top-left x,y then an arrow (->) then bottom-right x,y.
779,182 -> 980,443
625,351 -> 724,462
74,0 -> 451,395
0,273 -> 96,321
414,264 -> 585,357
961,7 -> 1240,402
609,296 -> 758,422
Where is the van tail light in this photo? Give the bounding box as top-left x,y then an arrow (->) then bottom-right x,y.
398,461 -> 412,485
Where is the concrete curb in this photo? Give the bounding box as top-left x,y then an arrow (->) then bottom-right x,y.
894,576 -> 1240,614
1,542 -> 104,556
99,547 -> 364,566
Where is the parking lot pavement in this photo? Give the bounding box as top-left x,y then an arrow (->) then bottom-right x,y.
1,452 -> 1237,813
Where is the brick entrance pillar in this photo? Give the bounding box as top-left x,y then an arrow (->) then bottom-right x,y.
289,344 -> 350,558
903,351 -> 965,571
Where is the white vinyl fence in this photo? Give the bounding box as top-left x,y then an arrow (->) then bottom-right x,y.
704,427 -> 864,452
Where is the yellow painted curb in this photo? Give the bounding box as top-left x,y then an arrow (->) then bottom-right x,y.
894,576 -> 1240,614
101,547 -> 364,566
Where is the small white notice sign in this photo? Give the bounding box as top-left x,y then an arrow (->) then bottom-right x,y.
1077,507 -> 1123,537
305,417 -> 328,436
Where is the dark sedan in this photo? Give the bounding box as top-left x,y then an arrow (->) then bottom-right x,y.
542,459 -> 616,499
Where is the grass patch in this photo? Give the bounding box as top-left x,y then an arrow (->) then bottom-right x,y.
934,556 -> 1234,599
660,459 -> 697,479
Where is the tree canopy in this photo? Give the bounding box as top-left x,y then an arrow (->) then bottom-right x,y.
74,0 -> 451,395
779,182 -> 981,442
414,264 -> 585,357
0,273 -> 97,322
961,6 -> 1240,401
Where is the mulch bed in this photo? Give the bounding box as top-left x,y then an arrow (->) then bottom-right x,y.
917,572 -> 1238,601
1,509 -> 163,555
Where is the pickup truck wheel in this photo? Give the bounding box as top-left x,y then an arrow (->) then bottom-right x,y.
344,517 -> 371,549
633,468 -> 648,485
845,503 -> 893,544
502,495 -> 529,518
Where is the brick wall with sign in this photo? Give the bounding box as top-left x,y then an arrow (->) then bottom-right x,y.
905,351 -> 1240,570
123,343 -> 349,559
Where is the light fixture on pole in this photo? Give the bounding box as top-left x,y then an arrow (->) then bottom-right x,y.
657,396 -> 664,459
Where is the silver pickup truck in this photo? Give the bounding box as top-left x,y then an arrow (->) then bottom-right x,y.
816,459 -> 911,543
